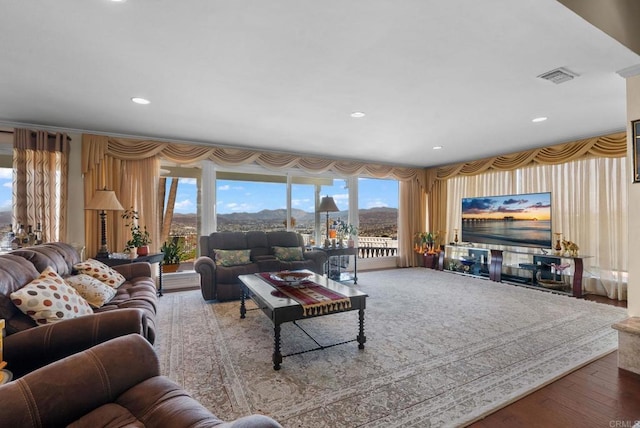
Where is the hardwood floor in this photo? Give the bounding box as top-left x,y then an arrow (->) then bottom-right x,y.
469,295 -> 640,428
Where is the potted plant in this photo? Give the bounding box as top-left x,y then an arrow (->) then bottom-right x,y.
160,237 -> 184,273
337,223 -> 358,247
122,209 -> 151,256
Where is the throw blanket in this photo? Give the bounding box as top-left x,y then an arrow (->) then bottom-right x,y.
258,273 -> 352,316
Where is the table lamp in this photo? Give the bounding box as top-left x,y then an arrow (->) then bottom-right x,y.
85,189 -> 124,258
318,195 -> 339,247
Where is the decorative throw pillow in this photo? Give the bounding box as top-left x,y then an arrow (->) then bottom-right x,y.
272,246 -> 304,262
10,266 -> 94,325
214,249 -> 252,267
65,274 -> 117,308
73,259 -> 126,288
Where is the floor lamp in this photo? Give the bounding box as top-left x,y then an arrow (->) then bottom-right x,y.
318,195 -> 339,248
85,189 -> 124,258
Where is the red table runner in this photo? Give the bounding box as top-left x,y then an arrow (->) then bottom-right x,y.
258,272 -> 352,316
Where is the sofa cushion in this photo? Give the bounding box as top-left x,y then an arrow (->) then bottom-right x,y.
73,259 -> 126,288
11,266 -> 94,325
214,249 -> 252,267
65,274 -> 117,308
272,246 -> 304,261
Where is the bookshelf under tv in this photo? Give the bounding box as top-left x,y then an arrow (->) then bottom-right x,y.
436,244 -> 591,298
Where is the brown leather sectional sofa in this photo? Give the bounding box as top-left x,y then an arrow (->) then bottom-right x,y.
0,242 -> 158,377
195,231 -> 328,301
0,334 -> 282,427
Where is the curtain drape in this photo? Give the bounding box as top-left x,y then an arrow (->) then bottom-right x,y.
398,177 -> 427,267
445,158 -> 628,300
82,134 -> 422,260
13,129 -> 69,243
82,135 -> 159,259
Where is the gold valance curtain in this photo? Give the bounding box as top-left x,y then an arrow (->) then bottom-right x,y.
86,134 -> 424,182
431,132 -> 626,180
82,135 -> 159,259
424,132 -> 627,239
82,134 -> 424,262
13,129 -> 69,243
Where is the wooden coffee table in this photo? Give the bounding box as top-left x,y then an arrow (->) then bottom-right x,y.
238,272 -> 368,370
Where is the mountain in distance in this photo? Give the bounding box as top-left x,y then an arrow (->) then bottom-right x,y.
0,207 -> 398,237
171,207 -> 398,237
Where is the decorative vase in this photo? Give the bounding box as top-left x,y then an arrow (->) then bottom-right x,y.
137,245 -> 149,256
347,237 -> 355,248
554,233 -> 562,255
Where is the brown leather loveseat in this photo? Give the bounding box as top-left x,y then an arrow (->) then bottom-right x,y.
195,231 -> 327,301
0,242 -> 158,377
0,334 -> 283,427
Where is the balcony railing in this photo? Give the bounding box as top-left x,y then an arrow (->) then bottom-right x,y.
357,237 -> 398,258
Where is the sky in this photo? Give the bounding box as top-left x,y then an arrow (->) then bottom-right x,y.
0,170 -> 398,217
0,167 -> 10,213
179,177 -> 399,214
461,193 -> 552,220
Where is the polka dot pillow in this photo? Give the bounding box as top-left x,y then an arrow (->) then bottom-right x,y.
73,259 -> 126,288
65,274 -> 117,308
10,266 -> 94,325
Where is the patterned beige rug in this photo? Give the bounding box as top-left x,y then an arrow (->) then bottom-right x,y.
156,268 -> 627,427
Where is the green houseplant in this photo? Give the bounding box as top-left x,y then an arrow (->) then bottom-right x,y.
337,223 -> 358,247
160,237 -> 184,272
122,208 -> 151,255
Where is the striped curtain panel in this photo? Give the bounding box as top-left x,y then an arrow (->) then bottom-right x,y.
13,129 -> 69,243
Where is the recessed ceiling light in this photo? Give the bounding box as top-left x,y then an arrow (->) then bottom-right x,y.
532,117 -> 547,123
131,97 -> 150,105
111,0 -> 126,2
433,146 -> 443,150
350,112 -> 366,118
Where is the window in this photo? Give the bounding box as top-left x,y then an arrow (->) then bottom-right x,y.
160,168 -> 200,263
358,178 -> 399,252
0,165 -> 11,240
216,175 -> 287,232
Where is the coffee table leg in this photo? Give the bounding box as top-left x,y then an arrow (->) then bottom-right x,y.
357,308 -> 366,349
273,324 -> 282,370
240,285 -> 246,319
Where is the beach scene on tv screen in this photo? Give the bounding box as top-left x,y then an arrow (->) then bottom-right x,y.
461,192 -> 552,248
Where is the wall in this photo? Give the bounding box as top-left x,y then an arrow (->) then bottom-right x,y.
627,74 -> 640,316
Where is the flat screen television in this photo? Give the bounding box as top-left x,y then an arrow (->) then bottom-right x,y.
461,192 -> 552,249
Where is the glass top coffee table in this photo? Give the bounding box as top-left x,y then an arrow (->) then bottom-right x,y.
238,271 -> 368,370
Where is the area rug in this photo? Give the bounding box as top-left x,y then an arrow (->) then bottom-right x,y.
155,268 -> 627,427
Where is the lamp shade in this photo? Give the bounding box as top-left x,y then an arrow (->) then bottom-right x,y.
318,196 -> 339,213
85,190 -> 124,211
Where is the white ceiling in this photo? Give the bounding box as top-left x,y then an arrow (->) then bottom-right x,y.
1,0 -> 639,168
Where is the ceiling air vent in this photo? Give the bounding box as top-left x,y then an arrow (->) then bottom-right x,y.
537,67 -> 578,84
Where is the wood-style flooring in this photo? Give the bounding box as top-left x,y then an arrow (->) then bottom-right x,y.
469,294 -> 640,428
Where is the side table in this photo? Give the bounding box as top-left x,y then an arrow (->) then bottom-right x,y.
97,253 -> 165,296
316,246 -> 358,284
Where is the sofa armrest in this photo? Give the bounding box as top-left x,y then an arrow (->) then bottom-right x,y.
4,308 -> 147,378
0,334 -> 159,428
195,255 -> 217,300
113,261 -> 152,279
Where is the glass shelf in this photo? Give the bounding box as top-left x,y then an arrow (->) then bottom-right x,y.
442,245 -> 590,297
